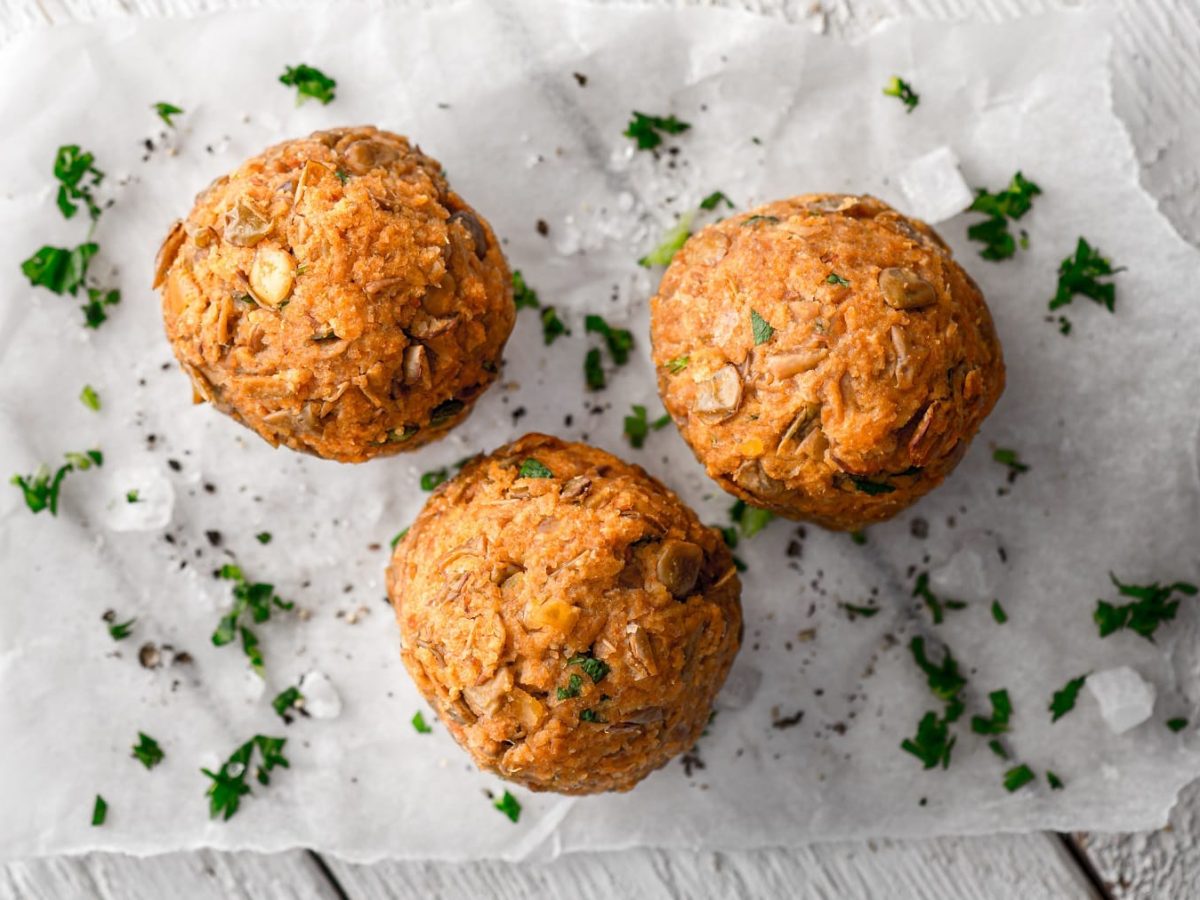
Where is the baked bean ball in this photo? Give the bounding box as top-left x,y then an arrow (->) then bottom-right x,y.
388,434 -> 742,794
650,194 -> 1005,531
154,126 -> 513,462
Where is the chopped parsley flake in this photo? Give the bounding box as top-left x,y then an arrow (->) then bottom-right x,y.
825,273 -> 850,287
557,673 -> 583,700
579,708 -> 601,722
742,215 -> 779,227
584,347 -> 605,390
624,111 -> 691,150
256,532 -> 272,545
390,527 -> 409,549
540,306 -> 569,345
91,794 -> 107,826
988,739 -> 1009,759
639,212 -> 694,268
910,636 -> 966,720
213,563 -> 294,675
912,571 -> 965,625
512,270 -> 540,310
729,499 -> 774,539
700,191 -> 734,211
1049,238 -> 1120,313
883,76 -> 919,112
666,355 -> 690,374
131,732 -> 165,769
840,603 -> 880,620
126,489 -> 140,503
1003,764 -> 1036,792
108,617 -> 136,641
970,689 -> 1012,736
420,468 -> 448,491
11,448 -> 102,515
848,475 -> 895,496
750,309 -> 775,345
967,172 -> 1041,260
585,314 -> 634,365
53,145 -> 104,221
1050,674 -> 1088,722
1094,573 -> 1197,641
493,790 -> 521,822
901,711 -> 954,769
568,654 -> 610,684
993,448 -> 1029,478
517,458 -> 553,479
279,64 -> 337,105
272,686 -> 304,722
991,600 -> 1008,624
624,404 -> 671,449
1167,717 -> 1189,733
80,384 -> 101,411
334,169 -> 349,185
412,711 -> 432,734
20,242 -> 119,327
429,399 -> 464,425
152,102 -> 184,127
1047,771 -> 1065,790
850,530 -> 867,545
202,735 -> 289,820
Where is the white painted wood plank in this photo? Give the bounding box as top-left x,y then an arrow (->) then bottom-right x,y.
1,850 -> 341,900
322,836 -> 1101,900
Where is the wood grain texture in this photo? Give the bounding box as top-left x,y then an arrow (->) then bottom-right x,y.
0,0 -> 1196,897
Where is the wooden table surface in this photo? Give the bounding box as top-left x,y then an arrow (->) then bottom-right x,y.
2,0 -> 1198,897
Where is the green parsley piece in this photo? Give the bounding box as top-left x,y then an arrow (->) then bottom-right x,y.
412,711 -> 432,734
850,530 -> 867,546
1049,238 -> 1120,313
991,600 -> 1008,624
910,636 -> 966,720
624,111 -> 691,150
666,355 -> 690,374
1003,764 -> 1036,792
729,499 -> 774,539
22,242 -> 95,295
901,711 -> 954,769
390,527 -> 409,549
1047,771 -> 1065,790
584,347 -> 606,390
993,448 -> 1029,478
540,306 -> 569,345
132,732 -> 165,769
202,735 -> 289,821
624,404 -> 671,449
750,309 -> 775,345
1050,674 -> 1088,722
840,602 -> 880,619
586,314 -> 634,365
742,214 -> 779,227
428,399 -> 464,425
272,686 -> 304,722
1094,573 -> 1198,641
493,789 -> 522,822
517,458 -> 553,479
512,270 -> 540,310
825,273 -> 850,287
420,468 -> 448,491
966,172 -> 1041,260
970,689 -> 1012,735
126,489 -> 140,503
108,617 -> 136,641
256,532 -> 272,545
80,384 -> 101,411
988,739 -> 1009,759
557,673 -> 583,700
279,64 -> 337,105
639,212 -> 694,268
53,145 -> 104,220
152,102 -> 184,127
334,169 -> 349,185
81,286 -> 120,328
91,794 -> 107,826
1167,717 -> 1189,733
579,708 -> 602,722
848,475 -> 895,496
911,571 -> 965,625
10,448 -> 102,515
213,564 -> 294,674
700,191 -> 734,211
883,76 -> 919,112
568,654 -> 610,684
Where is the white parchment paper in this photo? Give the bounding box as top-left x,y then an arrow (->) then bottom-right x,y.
2,0 -> 1199,862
